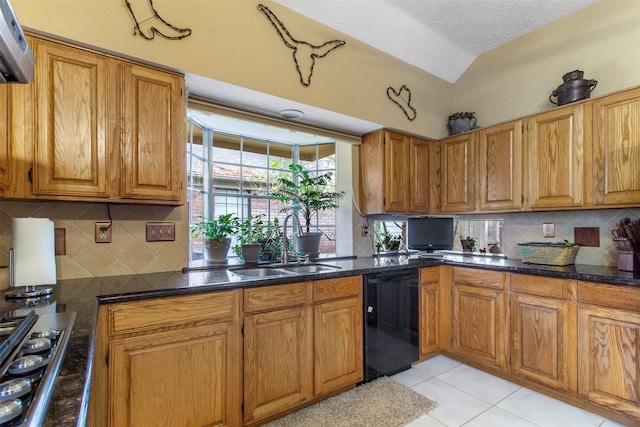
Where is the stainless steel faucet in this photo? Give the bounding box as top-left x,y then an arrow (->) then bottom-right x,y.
282,213 -> 301,264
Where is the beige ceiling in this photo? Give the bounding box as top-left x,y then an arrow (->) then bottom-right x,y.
273,0 -> 600,83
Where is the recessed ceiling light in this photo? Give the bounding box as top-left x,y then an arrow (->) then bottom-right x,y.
279,109 -> 304,119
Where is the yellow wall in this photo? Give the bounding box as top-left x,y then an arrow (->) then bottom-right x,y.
453,0 -> 640,127
12,0 -> 453,139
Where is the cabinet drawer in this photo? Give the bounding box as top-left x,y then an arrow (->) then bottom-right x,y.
420,267 -> 440,284
314,276 -> 362,302
578,281 -> 640,312
511,274 -> 568,299
452,267 -> 507,289
108,290 -> 239,335
244,282 -> 312,313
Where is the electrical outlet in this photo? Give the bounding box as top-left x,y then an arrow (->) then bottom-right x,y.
543,222 -> 555,238
361,222 -> 369,237
146,222 -> 175,242
95,222 -> 112,243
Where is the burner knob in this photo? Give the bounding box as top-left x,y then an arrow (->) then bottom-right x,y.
23,337 -> 52,355
0,399 -> 22,425
9,355 -> 45,375
0,378 -> 31,402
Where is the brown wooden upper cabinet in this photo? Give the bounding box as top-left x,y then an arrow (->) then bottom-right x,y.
525,103 -> 591,210
17,35 -> 185,205
477,120 -> 524,212
592,87 -> 640,207
440,132 -> 475,213
360,129 -> 438,214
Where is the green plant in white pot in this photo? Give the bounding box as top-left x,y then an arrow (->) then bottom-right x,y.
190,213 -> 239,263
272,164 -> 345,257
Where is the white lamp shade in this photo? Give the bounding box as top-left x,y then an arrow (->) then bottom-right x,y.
11,218 -> 57,286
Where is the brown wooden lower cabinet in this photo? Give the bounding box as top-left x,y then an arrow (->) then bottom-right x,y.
89,278 -> 364,427
419,267 -> 442,357
450,267 -> 509,370
510,274 -> 577,393
89,290 -> 243,427
577,282 -> 640,422
243,305 -> 314,423
314,278 -> 363,396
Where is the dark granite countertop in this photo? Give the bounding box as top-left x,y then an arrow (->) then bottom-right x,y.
34,255 -> 640,426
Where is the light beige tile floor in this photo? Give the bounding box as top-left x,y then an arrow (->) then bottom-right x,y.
391,355 -> 628,427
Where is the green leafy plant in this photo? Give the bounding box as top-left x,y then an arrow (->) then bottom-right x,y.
460,235 -> 477,252
272,164 -> 345,233
190,213 -> 240,241
233,214 -> 267,257
259,218 -> 286,261
374,222 -> 404,252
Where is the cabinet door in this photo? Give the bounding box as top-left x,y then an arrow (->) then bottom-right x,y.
411,138 -> 438,213
441,132 -> 475,213
511,293 -> 572,391
452,277 -> 508,369
244,306 -> 313,423
0,85 -> 9,190
109,323 -> 242,427
593,88 -> 640,206
578,305 -> 640,420
477,120 -> 523,212
121,64 -> 185,203
384,131 -> 411,212
32,39 -> 110,198
526,104 -> 590,209
420,281 -> 440,356
315,296 -> 363,396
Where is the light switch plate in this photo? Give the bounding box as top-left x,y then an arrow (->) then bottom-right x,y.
146,222 -> 175,242
543,223 -> 555,238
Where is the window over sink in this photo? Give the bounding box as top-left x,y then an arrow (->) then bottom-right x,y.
186,107 -> 343,265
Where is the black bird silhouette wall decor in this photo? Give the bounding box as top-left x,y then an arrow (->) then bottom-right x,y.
387,85 -> 417,121
124,0 -> 192,40
258,4 -> 346,87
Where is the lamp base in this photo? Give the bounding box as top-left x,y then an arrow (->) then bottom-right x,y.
5,286 -> 53,300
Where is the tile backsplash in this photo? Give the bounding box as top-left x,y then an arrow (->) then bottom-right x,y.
0,200 -> 189,280
2,198 -> 638,282
353,207 -> 640,267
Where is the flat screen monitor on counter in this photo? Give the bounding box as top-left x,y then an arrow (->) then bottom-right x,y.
407,217 -> 454,252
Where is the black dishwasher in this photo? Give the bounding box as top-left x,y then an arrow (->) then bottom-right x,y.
363,268 -> 419,382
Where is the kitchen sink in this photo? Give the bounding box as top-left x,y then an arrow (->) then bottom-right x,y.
281,264 -> 340,274
230,267 -> 294,277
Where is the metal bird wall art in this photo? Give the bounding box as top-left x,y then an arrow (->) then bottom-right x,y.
258,4 -> 346,87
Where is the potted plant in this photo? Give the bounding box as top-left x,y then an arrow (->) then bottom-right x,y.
190,213 -> 240,263
259,218 -> 285,262
272,164 -> 345,257
233,214 -> 267,264
460,235 -> 477,253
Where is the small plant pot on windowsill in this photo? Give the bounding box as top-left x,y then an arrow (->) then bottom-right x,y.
204,237 -> 232,264
296,232 -> 322,258
241,244 -> 261,264
460,238 -> 476,253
